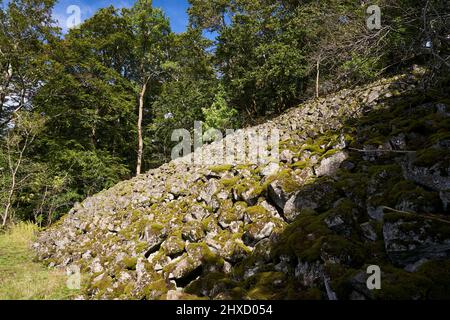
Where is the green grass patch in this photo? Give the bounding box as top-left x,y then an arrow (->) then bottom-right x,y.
0,222 -> 80,300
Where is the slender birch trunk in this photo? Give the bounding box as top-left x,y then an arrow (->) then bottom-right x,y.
136,79 -> 148,176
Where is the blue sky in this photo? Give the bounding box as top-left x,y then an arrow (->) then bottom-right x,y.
52,0 -> 190,33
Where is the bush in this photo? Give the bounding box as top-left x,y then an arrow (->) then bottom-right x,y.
202,88 -> 239,131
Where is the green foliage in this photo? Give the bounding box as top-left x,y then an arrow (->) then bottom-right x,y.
128,0 -> 171,83
0,0 -> 58,126
188,0 -> 449,116
147,29 -> 217,167
341,54 -> 381,82
202,87 -> 239,131
0,112 -> 47,225
213,1 -> 310,116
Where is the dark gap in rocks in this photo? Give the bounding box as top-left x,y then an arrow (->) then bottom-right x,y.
144,242 -> 163,258
206,173 -> 222,180
217,222 -> 227,231
168,251 -> 185,260
265,192 -> 289,223
171,193 -> 182,201
242,232 -> 262,247
174,266 -> 204,288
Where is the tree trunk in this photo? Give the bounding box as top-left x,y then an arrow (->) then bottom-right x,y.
0,62 -> 13,123
316,58 -> 320,99
2,157 -> 17,227
91,107 -> 99,148
1,116 -> 36,227
2,182 -> 14,227
136,80 -> 148,176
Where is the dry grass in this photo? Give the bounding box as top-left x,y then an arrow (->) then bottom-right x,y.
0,222 -> 79,300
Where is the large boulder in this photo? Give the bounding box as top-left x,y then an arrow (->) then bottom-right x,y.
383,214 -> 450,267
315,151 -> 348,177
283,179 -> 341,222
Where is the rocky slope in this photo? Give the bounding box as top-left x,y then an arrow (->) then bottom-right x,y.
34,71 -> 450,300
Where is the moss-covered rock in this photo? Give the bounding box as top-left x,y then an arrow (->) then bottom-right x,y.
383,212 -> 450,266
283,178 -> 341,222
161,236 -> 185,257
181,221 -> 205,243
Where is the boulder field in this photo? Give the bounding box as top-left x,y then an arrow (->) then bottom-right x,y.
34,72 -> 450,299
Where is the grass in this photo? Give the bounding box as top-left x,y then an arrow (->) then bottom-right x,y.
0,222 -> 80,300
